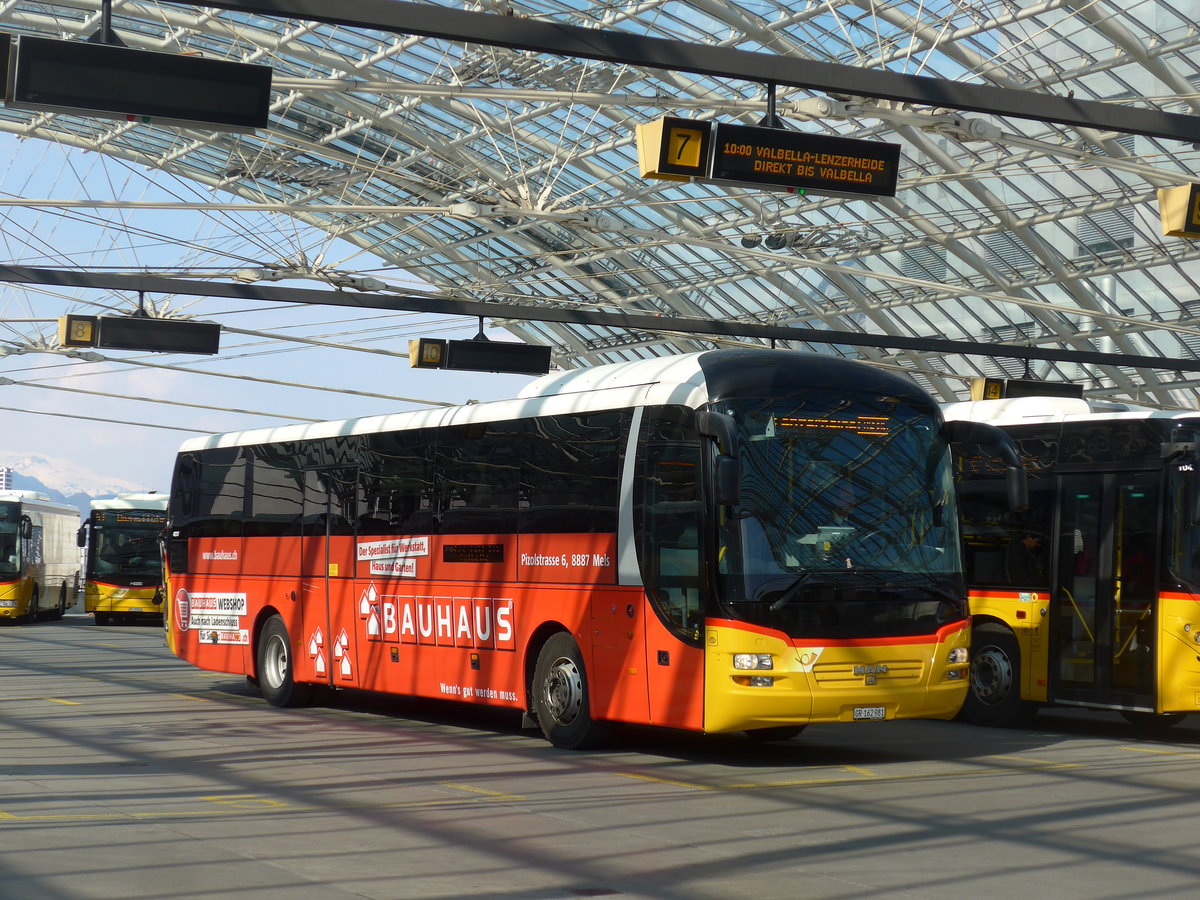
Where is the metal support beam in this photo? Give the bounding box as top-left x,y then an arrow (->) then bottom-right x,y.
163,0 -> 1200,142
3,265 -> 1200,373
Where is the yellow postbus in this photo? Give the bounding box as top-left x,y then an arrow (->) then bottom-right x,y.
80,493 -> 168,625
0,490 -> 80,623
947,394 -> 1200,731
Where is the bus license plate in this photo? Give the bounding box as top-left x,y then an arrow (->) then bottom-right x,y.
854,706 -> 886,720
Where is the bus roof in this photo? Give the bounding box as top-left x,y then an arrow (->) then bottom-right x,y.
941,395 -> 1196,427
0,490 -> 80,515
176,347 -> 931,454
91,493 -> 168,511
176,351 -> 720,454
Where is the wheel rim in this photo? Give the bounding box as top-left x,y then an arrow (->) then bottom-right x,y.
972,644 -> 1013,706
263,633 -> 289,690
542,655 -> 583,726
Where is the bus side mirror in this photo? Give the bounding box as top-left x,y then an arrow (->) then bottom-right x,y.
1007,466 -> 1029,512
942,419 -> 1029,512
714,455 -> 740,507
697,410 -> 739,456
19,515 -> 32,540
77,523 -> 89,548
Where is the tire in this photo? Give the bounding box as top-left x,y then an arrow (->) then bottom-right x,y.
256,614 -> 315,708
50,584 -> 67,620
744,725 -> 806,743
1121,710 -> 1186,732
960,623 -> 1028,727
531,632 -> 609,750
24,588 -> 39,624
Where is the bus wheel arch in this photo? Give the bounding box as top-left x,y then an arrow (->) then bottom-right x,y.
529,629 -> 610,750
961,620 -> 1028,727
254,612 -> 315,708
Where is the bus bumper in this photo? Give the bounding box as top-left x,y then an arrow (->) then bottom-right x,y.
704,622 -> 970,732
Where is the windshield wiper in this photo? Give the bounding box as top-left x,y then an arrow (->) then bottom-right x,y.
767,571 -> 839,610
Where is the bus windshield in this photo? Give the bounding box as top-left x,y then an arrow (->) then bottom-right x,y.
1167,461 -> 1200,591
90,517 -> 164,583
0,501 -> 19,576
715,391 -> 963,637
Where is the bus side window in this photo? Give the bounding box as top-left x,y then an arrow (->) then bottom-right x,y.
955,439 -> 1053,589
436,421 -> 521,534
245,444 -> 304,540
181,447 -> 246,541
360,429 -> 436,535
522,411 -> 625,534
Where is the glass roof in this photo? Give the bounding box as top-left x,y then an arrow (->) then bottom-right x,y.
2,0 -> 1200,417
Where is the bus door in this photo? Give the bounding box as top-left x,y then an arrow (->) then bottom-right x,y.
1052,472 -> 1158,709
300,467 -> 360,690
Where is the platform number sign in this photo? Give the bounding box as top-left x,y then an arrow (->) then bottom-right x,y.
635,116 -> 713,181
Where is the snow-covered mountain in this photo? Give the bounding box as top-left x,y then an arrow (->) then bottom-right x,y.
2,451 -> 150,517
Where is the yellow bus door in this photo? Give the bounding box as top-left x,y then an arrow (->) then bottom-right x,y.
1052,472 -> 1158,710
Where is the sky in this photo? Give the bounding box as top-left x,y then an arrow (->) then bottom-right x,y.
0,132 -> 536,494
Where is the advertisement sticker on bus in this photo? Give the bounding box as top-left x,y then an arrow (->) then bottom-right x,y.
174,590 -> 249,644
358,583 -> 515,650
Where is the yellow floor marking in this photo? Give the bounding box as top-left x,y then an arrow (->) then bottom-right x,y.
202,794 -> 290,810
438,782 -> 525,800
618,773 -> 716,790
0,795 -> 488,824
172,693 -> 215,702
46,698 -> 81,705
1121,746 -> 1200,758
986,754 -> 1082,770
619,755 -> 1090,791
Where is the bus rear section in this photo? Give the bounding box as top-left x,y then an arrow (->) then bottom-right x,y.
163,349 -> 984,747
81,493 -> 168,625
0,490 -> 80,623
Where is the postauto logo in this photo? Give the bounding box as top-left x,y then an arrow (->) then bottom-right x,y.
175,589 -> 191,631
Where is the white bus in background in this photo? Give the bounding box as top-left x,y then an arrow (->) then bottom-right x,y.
0,490 -> 80,623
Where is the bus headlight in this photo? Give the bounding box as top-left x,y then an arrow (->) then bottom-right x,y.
733,653 -> 773,670
948,647 -> 969,665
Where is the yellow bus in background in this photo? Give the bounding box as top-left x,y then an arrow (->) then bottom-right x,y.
0,490 -> 80,623
947,394 -> 1200,731
80,492 -> 168,626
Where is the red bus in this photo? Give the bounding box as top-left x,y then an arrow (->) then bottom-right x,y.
163,348 -> 1020,748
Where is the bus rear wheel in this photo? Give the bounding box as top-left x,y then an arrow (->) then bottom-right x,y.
50,584 -> 67,620
961,623 -> 1028,727
532,633 -> 609,750
256,615 -> 315,708
23,588 -> 39,624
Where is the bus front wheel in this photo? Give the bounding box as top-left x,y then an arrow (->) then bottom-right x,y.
532,633 -> 609,750
961,623 -> 1028,727
256,615 -> 315,708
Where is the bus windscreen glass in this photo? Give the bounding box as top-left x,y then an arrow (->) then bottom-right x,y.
715,390 -> 963,637
0,501 -> 19,575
